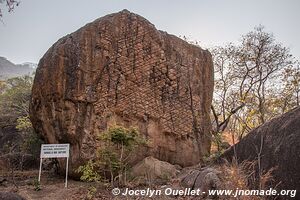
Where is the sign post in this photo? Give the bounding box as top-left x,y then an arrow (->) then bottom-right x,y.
65,155 -> 69,188
39,144 -> 70,188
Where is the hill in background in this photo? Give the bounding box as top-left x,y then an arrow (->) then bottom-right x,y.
0,57 -> 36,80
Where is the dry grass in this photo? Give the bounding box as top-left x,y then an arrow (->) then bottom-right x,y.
220,159 -> 249,190
217,158 -> 275,200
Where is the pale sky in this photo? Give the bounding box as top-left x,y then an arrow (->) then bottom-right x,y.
0,0 -> 299,64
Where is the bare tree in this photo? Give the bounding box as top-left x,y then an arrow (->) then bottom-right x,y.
0,0 -> 19,18
279,64 -> 300,111
211,26 -> 297,141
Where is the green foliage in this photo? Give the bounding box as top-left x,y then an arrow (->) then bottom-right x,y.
0,75 -> 43,170
23,131 -> 43,157
77,123 -> 147,186
76,161 -> 101,182
76,162 -> 100,198
33,178 -> 41,191
16,116 -> 32,131
15,115 -> 42,156
97,149 -> 121,174
0,75 -> 33,132
86,186 -> 97,200
0,75 -> 33,119
99,124 -> 146,185
101,125 -> 145,147
110,127 -> 136,146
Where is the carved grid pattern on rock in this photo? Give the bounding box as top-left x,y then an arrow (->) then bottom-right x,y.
88,17 -> 197,136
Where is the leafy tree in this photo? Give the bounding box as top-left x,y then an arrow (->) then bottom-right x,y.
0,75 -> 42,171
99,124 -> 146,184
0,75 -> 32,121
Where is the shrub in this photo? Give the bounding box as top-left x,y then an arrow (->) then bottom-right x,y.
77,123 -> 147,186
76,161 -> 101,182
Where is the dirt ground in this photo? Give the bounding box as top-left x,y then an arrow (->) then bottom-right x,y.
0,170 -> 114,200
0,170 -> 195,200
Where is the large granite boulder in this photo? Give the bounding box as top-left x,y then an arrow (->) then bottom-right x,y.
223,107 -> 300,198
29,10 -> 214,176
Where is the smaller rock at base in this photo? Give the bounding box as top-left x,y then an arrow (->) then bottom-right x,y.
180,167 -> 222,193
130,156 -> 179,185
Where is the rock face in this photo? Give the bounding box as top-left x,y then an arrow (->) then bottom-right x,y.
30,10 -> 214,175
223,107 -> 300,196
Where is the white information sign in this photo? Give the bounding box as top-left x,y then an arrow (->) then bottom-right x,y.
38,143 -> 70,188
41,144 -> 70,158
